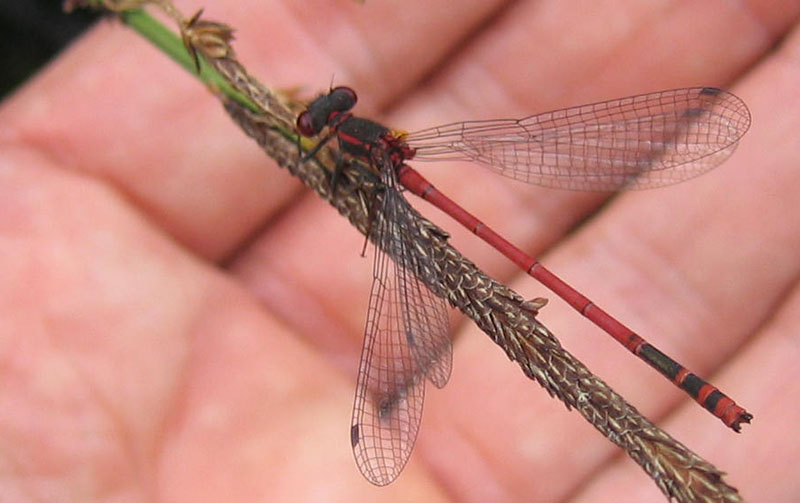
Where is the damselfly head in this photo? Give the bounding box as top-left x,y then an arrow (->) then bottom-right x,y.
297,86 -> 359,137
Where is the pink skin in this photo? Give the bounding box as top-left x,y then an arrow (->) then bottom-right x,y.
1,1 -> 799,501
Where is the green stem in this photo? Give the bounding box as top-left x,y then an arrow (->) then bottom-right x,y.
118,8 -> 261,113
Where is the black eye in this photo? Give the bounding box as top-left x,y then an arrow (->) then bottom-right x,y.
329,86 -> 357,111
296,111 -> 318,137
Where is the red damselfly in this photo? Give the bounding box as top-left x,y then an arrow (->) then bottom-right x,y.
297,86 -> 751,485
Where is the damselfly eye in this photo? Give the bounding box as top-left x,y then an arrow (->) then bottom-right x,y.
329,86 -> 358,111
296,111 -> 318,137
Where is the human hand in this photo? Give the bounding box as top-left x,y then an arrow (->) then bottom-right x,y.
1,1 -> 799,501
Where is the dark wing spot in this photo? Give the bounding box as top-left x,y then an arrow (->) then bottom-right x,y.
350,423 -> 360,447
699,87 -> 722,96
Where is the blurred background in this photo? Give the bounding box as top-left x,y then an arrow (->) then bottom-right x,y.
0,1 -> 99,98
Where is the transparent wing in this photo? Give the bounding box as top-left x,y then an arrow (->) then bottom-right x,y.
406,87 -> 751,190
351,162 -> 452,485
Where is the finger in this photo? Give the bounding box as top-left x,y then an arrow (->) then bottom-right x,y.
0,147 -> 448,500
0,0 -> 506,259
573,284 -> 800,502
389,0 -> 798,286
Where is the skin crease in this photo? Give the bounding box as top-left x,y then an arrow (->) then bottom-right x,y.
1,0 -> 800,501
